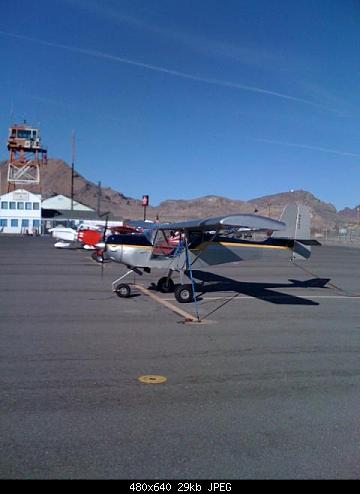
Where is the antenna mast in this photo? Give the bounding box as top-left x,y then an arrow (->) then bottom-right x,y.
71,130 -> 76,211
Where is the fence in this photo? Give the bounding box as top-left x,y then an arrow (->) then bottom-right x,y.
316,229 -> 360,246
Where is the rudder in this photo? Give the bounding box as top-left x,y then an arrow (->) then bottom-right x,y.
272,203 -> 312,260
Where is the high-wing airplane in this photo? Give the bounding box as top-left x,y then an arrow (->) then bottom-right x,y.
99,203 -> 319,303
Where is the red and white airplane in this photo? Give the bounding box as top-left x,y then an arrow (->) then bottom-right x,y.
49,221 -> 142,252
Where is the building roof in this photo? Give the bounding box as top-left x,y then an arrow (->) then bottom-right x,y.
0,189 -> 41,201
42,194 -> 94,211
42,208 -> 123,221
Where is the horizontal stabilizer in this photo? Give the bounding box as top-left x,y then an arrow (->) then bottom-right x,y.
293,240 -> 311,259
294,239 -> 321,246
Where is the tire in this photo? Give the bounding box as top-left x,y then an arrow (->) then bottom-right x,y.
91,250 -> 109,263
115,283 -> 131,298
91,252 -> 103,263
174,284 -> 194,303
157,277 -> 175,293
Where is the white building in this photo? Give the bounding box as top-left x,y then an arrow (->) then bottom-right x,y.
41,194 -> 103,232
0,189 -> 41,234
42,195 -> 93,211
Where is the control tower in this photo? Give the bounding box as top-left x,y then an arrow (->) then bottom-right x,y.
6,123 -> 47,192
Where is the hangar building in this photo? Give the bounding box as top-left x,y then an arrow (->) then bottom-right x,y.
42,194 -> 94,212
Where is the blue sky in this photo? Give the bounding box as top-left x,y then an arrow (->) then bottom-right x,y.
0,0 -> 359,210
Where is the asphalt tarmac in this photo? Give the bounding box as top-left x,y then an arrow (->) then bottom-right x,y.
1,235 -> 360,479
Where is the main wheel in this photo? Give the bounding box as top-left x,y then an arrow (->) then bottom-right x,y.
174,284 -> 194,303
91,250 -> 110,263
157,277 -> 175,293
92,251 -> 103,263
115,283 -> 131,298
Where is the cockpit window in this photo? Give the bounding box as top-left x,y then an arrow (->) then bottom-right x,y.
151,229 -> 181,258
107,233 -> 152,246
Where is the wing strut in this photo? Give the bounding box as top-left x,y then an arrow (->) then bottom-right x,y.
184,235 -> 201,322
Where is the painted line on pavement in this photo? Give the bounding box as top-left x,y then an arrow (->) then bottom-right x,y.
134,284 -> 201,322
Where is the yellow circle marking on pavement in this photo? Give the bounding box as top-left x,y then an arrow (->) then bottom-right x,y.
138,375 -> 167,384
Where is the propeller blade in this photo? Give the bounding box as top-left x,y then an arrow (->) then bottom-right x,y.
97,211 -> 110,277
101,252 -> 104,278
102,213 -> 111,275
102,213 -> 109,243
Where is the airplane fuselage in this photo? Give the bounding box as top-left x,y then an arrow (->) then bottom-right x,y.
106,235 -> 292,271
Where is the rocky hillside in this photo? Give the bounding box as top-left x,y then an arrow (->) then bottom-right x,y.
248,190 -> 341,230
156,195 -> 255,220
0,158 -> 154,219
0,158 -> 358,230
338,205 -> 360,223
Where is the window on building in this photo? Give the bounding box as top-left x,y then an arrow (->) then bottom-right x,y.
33,219 -> 40,227
18,130 -> 32,139
21,219 -> 29,228
17,202 -> 24,210
9,202 -> 16,210
0,219 -> 8,227
25,202 -> 32,210
11,219 -> 18,227
1,201 -> 8,209
33,202 -> 40,210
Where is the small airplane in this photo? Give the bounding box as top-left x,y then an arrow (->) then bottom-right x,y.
49,221 -> 143,253
98,203 -> 320,303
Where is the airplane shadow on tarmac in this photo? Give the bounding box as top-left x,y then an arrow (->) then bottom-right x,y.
186,270 -> 332,306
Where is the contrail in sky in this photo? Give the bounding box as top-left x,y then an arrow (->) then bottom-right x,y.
252,138 -> 360,158
0,29 -> 328,110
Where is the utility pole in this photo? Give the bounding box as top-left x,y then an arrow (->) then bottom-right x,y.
267,202 -> 271,217
97,181 -> 102,216
71,130 -> 76,211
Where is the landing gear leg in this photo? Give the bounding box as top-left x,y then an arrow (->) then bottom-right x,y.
112,267 -> 143,297
112,269 -> 136,292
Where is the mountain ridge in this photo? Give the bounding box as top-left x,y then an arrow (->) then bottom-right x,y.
1,158 -> 359,230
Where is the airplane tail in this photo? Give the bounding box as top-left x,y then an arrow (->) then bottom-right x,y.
271,203 -> 319,260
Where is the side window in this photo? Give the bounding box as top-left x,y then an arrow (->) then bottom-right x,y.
0,218 -> 8,227
33,202 -> 40,210
11,219 -> 18,227
151,230 -> 176,257
21,219 -> 29,227
1,201 -> 8,209
9,202 -> 16,210
25,202 -> 32,210
17,202 -> 24,210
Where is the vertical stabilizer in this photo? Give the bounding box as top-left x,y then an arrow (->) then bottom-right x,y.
271,203 -> 312,259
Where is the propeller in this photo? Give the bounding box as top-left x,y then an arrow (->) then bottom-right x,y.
99,212 -> 110,277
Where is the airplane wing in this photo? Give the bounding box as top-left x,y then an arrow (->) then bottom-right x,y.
149,214 -> 286,232
125,220 -> 155,229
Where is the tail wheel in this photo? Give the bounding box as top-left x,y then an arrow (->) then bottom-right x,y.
115,283 -> 131,298
174,284 -> 194,303
157,277 -> 175,293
